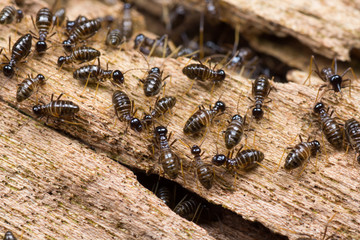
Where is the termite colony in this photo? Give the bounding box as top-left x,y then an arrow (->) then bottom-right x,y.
0,0 -> 359,239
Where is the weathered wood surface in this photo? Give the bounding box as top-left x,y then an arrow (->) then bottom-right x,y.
0,101 -> 215,240
0,0 -> 360,239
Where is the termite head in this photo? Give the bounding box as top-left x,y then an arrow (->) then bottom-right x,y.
310,140 -> 321,156
214,100 -> 226,112
130,118 -> 143,132
313,102 -> 325,114
57,56 -> 67,67
62,39 -> 74,52
212,154 -> 226,166
329,74 -> 342,92
16,9 -> 24,22
216,69 -> 226,81
35,41 -> 47,54
134,34 -> 145,48
3,65 -> 14,78
155,125 -> 168,137
252,107 -> 263,120
149,67 -> 160,74
36,74 -> 46,84
4,231 -> 16,240
191,145 -> 201,155
232,114 -> 243,122
112,70 -> 124,86
32,105 -> 43,116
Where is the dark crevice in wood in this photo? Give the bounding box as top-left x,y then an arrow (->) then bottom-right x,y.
133,171 -> 289,240
132,1 -> 293,83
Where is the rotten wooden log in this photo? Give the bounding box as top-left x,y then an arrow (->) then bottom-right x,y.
0,0 -> 360,239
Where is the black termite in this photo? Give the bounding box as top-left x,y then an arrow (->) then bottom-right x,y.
151,96 -> 177,118
249,74 -> 274,120
112,90 -> 143,132
224,114 -> 245,150
3,231 -> 17,240
212,146 -> 264,171
105,28 -> 123,47
134,33 -> 172,57
31,8 -> 54,54
153,125 -> 180,179
52,8 -> 66,27
183,100 -> 226,135
0,6 -> 23,24
140,96 -> 177,130
182,62 -> 226,84
58,46 -> 100,67
313,102 -> 344,150
73,59 -> 124,87
16,74 -> 46,102
2,33 -> 32,78
344,118 -> 360,163
141,67 -> 170,97
190,145 -> 214,189
305,55 -> 356,98
227,47 -> 258,73
63,18 -> 102,52
173,198 -> 200,221
156,185 -> 172,207
121,3 -> 133,40
33,93 -> 80,121
284,136 -> 321,171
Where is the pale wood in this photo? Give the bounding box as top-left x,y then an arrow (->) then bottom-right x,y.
0,101 -> 215,240
0,0 -> 360,240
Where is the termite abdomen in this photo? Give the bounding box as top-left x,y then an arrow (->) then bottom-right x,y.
65,15 -> 88,33
33,94 -> 79,120
63,18 -> 102,52
191,145 -> 214,190
156,185 -> 172,207
16,74 -> 46,102
183,100 -> 226,135
142,67 -> 167,97
151,96 -> 177,118
154,126 -> 180,179
227,149 -> 264,171
345,118 -> 360,163
284,140 -> 321,170
112,90 -> 143,132
313,102 -> 344,149
182,63 -> 225,83
174,198 -> 198,220
106,29 -> 123,47
0,6 -> 23,24
224,114 -> 244,150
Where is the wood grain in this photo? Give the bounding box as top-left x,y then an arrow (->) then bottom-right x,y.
0,0 -> 359,239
